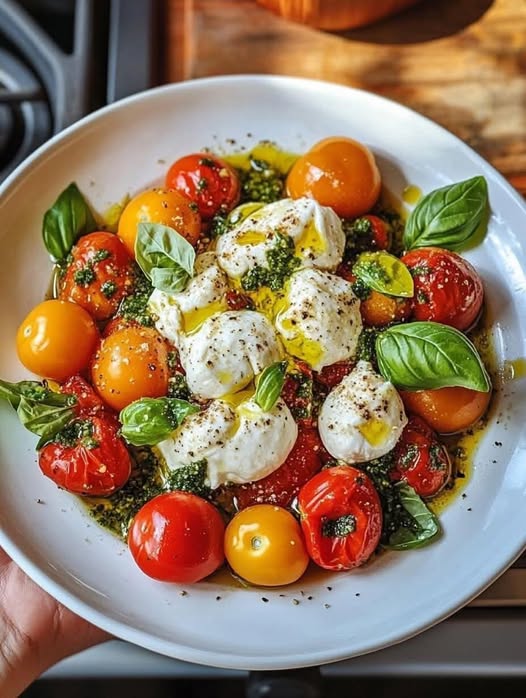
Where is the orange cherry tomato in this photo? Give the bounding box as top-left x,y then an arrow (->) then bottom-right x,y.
91,325 -> 169,411
16,300 -> 99,381
224,505 -> 309,586
129,492 -> 225,583
286,136 -> 381,218
400,386 -> 491,434
360,290 -> 413,327
117,188 -> 202,256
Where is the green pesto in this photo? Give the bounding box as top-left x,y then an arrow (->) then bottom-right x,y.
74,265 -> 96,286
101,281 -> 117,299
351,277 -> 372,301
55,419 -> 99,450
87,447 -> 164,538
93,248 -> 111,263
354,258 -> 391,286
166,460 -> 210,498
209,212 -> 230,238
285,370 -> 314,421
167,373 -> 190,401
322,514 -> 356,538
239,158 -> 284,204
117,265 -> 154,326
397,442 -> 418,470
356,328 -> 379,365
241,234 -> 301,292
356,454 -> 419,545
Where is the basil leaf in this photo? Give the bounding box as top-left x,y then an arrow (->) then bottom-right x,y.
254,361 -> 287,411
385,482 -> 441,550
42,182 -> 97,262
376,321 -> 491,392
120,397 -> 199,446
353,251 -> 414,298
403,176 -> 488,252
0,379 -> 77,448
135,222 -> 195,294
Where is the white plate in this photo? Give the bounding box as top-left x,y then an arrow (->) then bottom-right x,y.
1,76 -> 526,670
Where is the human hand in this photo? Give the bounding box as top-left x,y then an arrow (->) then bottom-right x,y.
0,547 -> 110,697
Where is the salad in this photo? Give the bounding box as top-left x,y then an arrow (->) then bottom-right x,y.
1,135 -> 492,588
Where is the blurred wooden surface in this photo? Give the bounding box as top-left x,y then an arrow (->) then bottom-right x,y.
165,0 -> 526,194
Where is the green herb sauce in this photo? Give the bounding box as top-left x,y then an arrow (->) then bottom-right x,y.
241,234 -> 301,291
117,265 -> 154,326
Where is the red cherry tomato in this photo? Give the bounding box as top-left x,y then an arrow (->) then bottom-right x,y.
298,466 -> 382,571
401,247 -> 483,331
59,232 -> 134,321
225,289 -> 255,311
165,153 -> 240,221
38,415 -> 131,496
316,361 -> 354,389
358,215 -> 390,250
228,425 -> 326,510
391,416 -> 451,498
128,492 -> 225,583
61,375 -> 106,415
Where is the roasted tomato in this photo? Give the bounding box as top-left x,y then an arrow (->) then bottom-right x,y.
117,188 -> 202,256
400,386 -> 491,434
227,425 -> 326,510
61,375 -> 106,415
128,492 -> 225,583
165,153 -> 240,220
315,361 -> 354,389
224,504 -> 309,586
39,415 -> 131,496
16,300 -> 99,382
286,136 -> 381,218
91,325 -> 170,411
225,289 -> 255,311
401,247 -> 483,331
391,416 -> 451,498
298,465 -> 382,571
360,291 -> 413,327
59,232 -> 134,321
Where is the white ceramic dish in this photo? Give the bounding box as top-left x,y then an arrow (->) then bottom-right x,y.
1,76 -> 526,670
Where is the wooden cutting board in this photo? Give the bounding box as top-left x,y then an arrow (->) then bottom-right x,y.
165,0 -> 526,194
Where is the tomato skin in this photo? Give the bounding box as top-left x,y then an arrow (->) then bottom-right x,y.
61,375 -> 106,415
391,416 -> 451,498
361,215 -> 390,250
224,505 -> 309,586
16,300 -> 99,382
225,289 -> 255,311
286,136 -> 381,218
59,232 -> 134,321
298,466 -> 382,571
117,188 -> 202,256
400,386 -> 491,434
227,425 -> 326,510
401,247 -> 483,331
316,361 -> 354,389
38,415 -> 131,496
128,492 -> 225,583
91,326 -> 169,411
360,290 -> 413,327
165,153 -> 240,221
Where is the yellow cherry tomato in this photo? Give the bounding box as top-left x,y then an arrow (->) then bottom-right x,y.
286,136 -> 381,218
117,187 -> 202,256
224,505 -> 309,587
91,325 -> 169,411
16,300 -> 99,381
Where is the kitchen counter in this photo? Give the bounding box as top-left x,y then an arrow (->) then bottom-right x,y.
166,0 -> 526,194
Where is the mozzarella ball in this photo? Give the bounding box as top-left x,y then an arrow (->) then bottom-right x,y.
148,252 -> 228,345
274,268 -> 362,371
319,361 -> 407,463
158,397 -> 298,489
179,309 -> 282,398
216,197 -> 345,279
